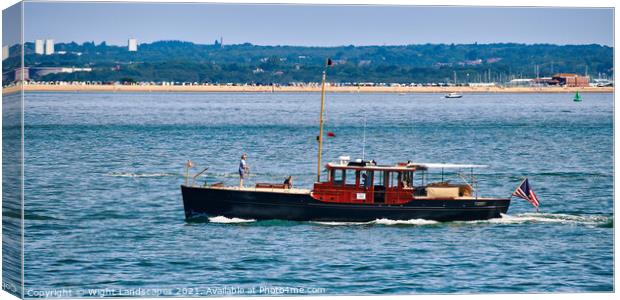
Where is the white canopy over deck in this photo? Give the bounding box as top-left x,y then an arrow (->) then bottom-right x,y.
326,160 -> 488,171
408,163 -> 488,169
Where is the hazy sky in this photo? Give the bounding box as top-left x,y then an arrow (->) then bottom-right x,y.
19,1 -> 614,46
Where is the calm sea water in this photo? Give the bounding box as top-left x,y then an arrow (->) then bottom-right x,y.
19,92 -> 612,296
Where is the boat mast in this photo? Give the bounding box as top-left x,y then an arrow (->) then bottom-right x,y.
317,68 -> 327,182
317,58 -> 332,182
362,114 -> 367,161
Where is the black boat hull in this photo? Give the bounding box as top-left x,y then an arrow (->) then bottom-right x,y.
181,185 -> 511,222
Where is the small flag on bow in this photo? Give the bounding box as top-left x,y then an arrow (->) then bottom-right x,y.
512,178 -> 540,210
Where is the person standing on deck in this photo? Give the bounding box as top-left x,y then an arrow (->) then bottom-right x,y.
239,154 -> 249,188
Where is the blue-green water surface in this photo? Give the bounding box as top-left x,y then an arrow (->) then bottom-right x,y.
21,92 -> 613,296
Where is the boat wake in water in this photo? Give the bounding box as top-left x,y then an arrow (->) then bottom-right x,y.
312,219 -> 439,226
208,216 -> 257,223
479,212 -> 612,226
202,213 -> 611,227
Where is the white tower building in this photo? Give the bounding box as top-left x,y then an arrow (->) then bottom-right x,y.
2,45 -> 8,60
35,39 -> 44,54
128,38 -> 138,52
44,39 -> 54,55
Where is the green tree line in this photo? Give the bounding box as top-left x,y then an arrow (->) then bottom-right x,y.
6,41 -> 613,84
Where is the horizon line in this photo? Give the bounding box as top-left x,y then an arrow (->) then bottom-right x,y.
19,39 -> 614,48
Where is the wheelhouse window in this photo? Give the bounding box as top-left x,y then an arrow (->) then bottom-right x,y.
388,171 -> 399,188
375,171 -> 385,188
333,169 -> 345,185
345,169 -> 356,186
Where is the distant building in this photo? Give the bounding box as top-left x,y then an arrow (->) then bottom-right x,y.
2,45 -> 8,60
44,39 -> 54,55
533,77 -> 559,86
14,67 -> 30,81
469,82 -> 497,87
33,67 -> 93,77
358,60 -> 372,67
128,38 -> 138,52
552,73 -> 590,87
35,39 -> 44,54
592,78 -> 613,87
458,59 -> 482,66
507,79 -> 534,86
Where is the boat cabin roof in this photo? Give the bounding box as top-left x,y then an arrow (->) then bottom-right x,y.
326,160 -> 487,172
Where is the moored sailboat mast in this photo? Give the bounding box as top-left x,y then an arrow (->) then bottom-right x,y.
316,59 -> 331,182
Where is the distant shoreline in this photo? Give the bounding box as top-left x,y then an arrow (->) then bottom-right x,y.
2,83 -> 614,95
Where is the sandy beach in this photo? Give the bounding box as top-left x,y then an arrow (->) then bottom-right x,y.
2,83 -> 614,95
